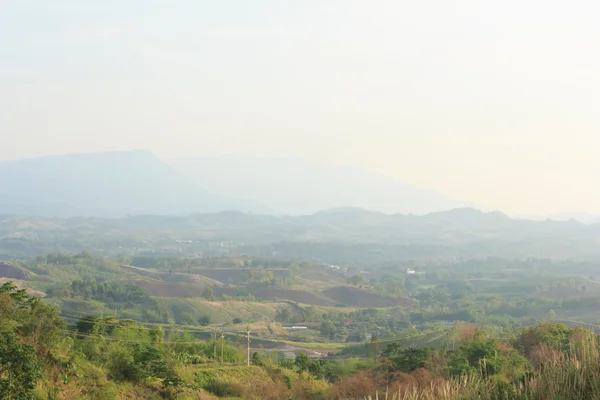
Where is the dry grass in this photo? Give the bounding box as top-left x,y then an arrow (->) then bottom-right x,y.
364,329 -> 600,400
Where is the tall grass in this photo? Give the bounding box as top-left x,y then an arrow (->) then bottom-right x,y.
366,331 -> 600,400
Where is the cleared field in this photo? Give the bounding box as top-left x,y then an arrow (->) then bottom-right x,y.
0,261 -> 33,280
135,280 -> 210,297
251,288 -> 336,306
188,268 -> 293,284
295,269 -> 346,288
323,286 -> 417,308
179,298 -> 287,324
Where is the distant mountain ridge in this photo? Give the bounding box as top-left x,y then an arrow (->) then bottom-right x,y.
0,150 -> 262,217
0,150 -> 477,218
170,154 -> 474,215
0,208 -> 596,261
515,212 -> 600,225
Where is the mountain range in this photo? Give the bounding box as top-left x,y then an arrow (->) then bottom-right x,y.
169,154 -> 474,215
0,150 -> 471,217
0,207 -> 597,261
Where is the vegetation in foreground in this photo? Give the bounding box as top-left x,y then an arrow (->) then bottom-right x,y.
4,280 -> 600,399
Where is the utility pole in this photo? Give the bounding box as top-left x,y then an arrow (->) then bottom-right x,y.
212,326 -> 217,361
220,326 -> 224,364
370,334 -> 379,365
247,330 -> 251,367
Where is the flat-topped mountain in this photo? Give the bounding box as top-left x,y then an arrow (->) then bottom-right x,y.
0,150 -> 261,217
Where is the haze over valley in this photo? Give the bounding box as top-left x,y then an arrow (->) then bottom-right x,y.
4,1 -> 600,399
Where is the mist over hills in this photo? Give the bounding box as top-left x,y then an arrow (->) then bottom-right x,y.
0,150 -> 594,259
2,150 -> 597,224
0,150 -> 260,217
170,154 -> 473,215
0,207 -> 598,262
0,150 -> 475,218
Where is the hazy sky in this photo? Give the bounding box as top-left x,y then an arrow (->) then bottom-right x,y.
2,1 -> 600,214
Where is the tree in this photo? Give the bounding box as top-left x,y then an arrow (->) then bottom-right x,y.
276,308 -> 292,323
149,325 -> 165,344
382,346 -> 432,373
202,287 -> 215,301
320,320 -> 337,339
295,353 -> 311,372
370,335 -> 380,364
198,315 -> 211,326
448,338 -> 501,376
251,351 -> 263,366
76,315 -> 99,334
309,359 -> 333,380
19,299 -> 66,353
0,332 -> 42,399
519,322 -> 572,355
348,275 -> 365,286
334,327 -> 349,342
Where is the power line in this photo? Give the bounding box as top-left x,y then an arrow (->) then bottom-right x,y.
59,312 -> 251,335
58,329 -> 204,345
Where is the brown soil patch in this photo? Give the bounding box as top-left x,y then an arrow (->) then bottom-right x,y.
0,261 -> 32,280
252,289 -> 335,306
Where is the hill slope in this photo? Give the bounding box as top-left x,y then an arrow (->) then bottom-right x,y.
0,150 -> 261,217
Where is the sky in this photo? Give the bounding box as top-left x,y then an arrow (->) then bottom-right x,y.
2,0 -> 600,215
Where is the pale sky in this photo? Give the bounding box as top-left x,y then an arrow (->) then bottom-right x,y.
2,1 -> 600,214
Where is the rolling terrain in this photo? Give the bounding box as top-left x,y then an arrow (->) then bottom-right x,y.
1,208 -> 599,262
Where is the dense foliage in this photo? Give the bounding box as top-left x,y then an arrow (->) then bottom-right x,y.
4,278 -> 600,399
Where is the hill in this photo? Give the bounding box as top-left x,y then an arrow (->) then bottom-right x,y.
0,150 -> 261,217
170,155 -> 473,215
0,261 -> 34,280
0,208 -> 598,260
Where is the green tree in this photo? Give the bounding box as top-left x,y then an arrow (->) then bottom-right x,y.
149,325 -> 165,344
309,359 -> 333,380
449,337 -> 501,377
19,299 -> 66,353
251,351 -> 263,366
276,308 -> 292,323
295,353 -> 311,372
348,275 -> 365,286
0,332 -> 42,399
334,327 -> 349,342
320,320 -> 337,339
198,315 -> 211,326
382,346 -> 432,373
202,287 -> 215,300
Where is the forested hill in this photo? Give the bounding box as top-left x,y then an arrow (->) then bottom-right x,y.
0,208 -> 596,261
